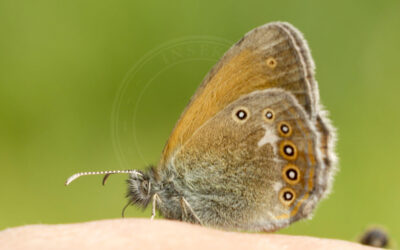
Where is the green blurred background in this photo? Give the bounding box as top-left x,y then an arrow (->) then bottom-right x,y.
1,0 -> 399,242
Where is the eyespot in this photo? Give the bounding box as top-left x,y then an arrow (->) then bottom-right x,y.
263,108 -> 275,122
282,164 -> 301,185
266,57 -> 277,69
236,110 -> 247,120
232,107 -> 250,123
279,187 -> 296,206
278,122 -> 292,137
279,140 -> 297,160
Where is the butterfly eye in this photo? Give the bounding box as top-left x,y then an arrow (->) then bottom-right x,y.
279,141 -> 297,160
278,122 -> 292,137
282,164 -> 301,185
263,108 -> 275,122
266,57 -> 277,69
279,188 -> 296,206
232,107 -> 250,122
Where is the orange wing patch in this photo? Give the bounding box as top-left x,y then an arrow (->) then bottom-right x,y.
160,49 -> 276,165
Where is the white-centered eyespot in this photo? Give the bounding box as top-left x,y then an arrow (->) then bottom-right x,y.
279,140 -> 298,161
236,110 -> 247,119
232,107 -> 250,123
278,121 -> 292,137
279,187 -> 296,207
262,108 -> 275,123
287,170 -> 296,179
282,164 -> 301,185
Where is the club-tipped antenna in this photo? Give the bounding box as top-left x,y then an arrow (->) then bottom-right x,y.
65,170 -> 142,186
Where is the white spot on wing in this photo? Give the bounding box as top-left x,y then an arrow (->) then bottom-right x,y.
258,124 -> 279,153
273,182 -> 282,192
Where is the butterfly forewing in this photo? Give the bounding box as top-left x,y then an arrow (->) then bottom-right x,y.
160,22 -> 321,167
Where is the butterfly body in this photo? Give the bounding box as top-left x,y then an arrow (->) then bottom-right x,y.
67,21 -> 337,232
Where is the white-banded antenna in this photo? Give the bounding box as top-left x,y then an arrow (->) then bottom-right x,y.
65,170 -> 142,186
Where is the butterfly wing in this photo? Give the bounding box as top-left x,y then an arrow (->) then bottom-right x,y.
171,89 -> 327,231
160,22 -> 323,166
156,22 -> 337,231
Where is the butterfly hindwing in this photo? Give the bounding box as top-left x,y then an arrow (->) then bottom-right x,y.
170,89 -> 327,231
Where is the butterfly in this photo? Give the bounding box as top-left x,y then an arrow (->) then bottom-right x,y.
66,21 -> 337,232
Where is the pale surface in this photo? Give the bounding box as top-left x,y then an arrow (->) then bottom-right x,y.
0,219 -> 379,250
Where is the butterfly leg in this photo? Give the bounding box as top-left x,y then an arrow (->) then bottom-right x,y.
180,197 -> 203,225
180,198 -> 189,221
150,193 -> 161,220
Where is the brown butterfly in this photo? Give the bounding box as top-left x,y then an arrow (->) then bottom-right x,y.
66,21 -> 337,232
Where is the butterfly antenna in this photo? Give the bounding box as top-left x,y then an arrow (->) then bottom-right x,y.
65,170 -> 142,186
